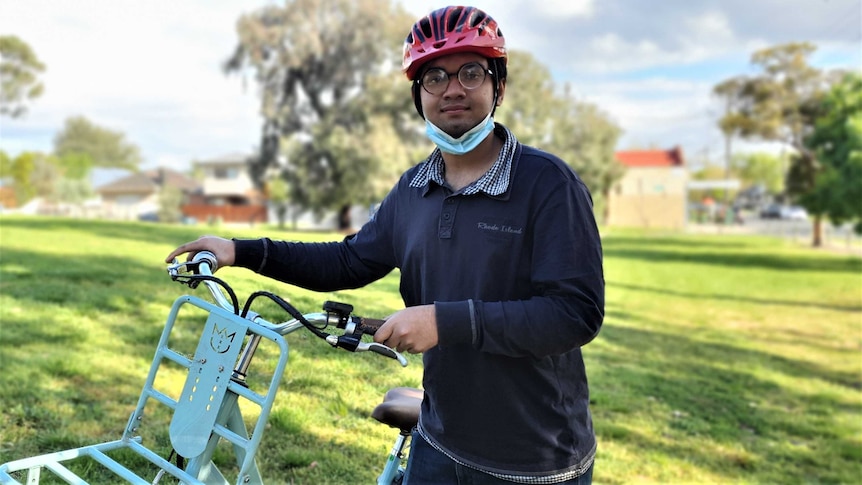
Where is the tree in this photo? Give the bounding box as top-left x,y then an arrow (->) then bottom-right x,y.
713,77 -> 748,205
0,35 -> 45,118
804,73 -> 862,234
497,51 -> 623,223
157,186 -> 184,223
715,42 -> 838,246
9,151 -> 37,204
265,175 -> 290,229
56,152 -> 94,180
547,92 -> 623,224
731,151 -> 786,195
4,151 -> 94,207
53,116 -> 141,172
495,51 -> 557,148
0,150 -> 11,180
225,0 -> 415,229
29,153 -> 61,201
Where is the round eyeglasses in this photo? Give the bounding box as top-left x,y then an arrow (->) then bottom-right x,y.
418,62 -> 493,96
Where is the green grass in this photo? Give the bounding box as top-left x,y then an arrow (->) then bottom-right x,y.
0,217 -> 860,484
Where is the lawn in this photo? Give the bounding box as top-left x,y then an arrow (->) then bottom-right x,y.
0,216 -> 859,484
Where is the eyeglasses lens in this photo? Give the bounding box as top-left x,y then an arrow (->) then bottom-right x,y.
421,63 -> 488,95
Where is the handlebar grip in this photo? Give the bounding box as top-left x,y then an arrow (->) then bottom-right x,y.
353,316 -> 386,335
192,251 -> 218,274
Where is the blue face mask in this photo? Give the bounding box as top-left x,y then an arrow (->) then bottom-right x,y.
425,111 -> 495,155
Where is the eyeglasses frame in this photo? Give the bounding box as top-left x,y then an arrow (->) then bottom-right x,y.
416,62 -> 495,96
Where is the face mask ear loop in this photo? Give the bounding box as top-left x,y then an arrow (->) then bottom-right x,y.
412,80 -> 425,119
489,67 -> 500,117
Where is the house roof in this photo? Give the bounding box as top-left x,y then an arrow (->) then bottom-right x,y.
616,146 -> 685,168
97,168 -> 200,195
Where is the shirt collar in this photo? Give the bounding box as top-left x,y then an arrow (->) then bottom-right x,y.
409,123 -> 517,196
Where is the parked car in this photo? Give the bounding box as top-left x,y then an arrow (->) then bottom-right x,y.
780,205 -> 808,220
759,204 -> 808,220
759,204 -> 783,219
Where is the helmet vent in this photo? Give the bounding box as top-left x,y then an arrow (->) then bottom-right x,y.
447,7 -> 464,32
470,11 -> 487,28
419,18 -> 433,39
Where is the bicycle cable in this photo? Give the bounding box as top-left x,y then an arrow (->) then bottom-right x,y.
174,273 -> 240,315
241,291 -> 330,339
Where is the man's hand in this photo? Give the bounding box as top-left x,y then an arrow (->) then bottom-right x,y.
374,304 -> 438,354
165,236 -> 236,268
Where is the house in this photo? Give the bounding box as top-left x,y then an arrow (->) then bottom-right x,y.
607,146 -> 688,229
0,185 -> 16,209
97,168 -> 200,220
181,153 -> 268,224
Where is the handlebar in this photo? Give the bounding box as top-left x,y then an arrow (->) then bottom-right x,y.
166,251 -> 407,367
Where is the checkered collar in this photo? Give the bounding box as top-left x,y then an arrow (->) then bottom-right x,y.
409,123 -> 517,196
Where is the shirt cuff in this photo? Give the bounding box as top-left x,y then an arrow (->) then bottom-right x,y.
435,299 -> 477,346
232,238 -> 267,273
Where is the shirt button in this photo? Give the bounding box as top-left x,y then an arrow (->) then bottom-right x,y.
443,213 -> 451,220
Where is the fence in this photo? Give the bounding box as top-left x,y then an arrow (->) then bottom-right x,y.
181,204 -> 268,225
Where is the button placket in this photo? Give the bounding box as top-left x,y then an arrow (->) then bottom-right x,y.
439,197 -> 458,239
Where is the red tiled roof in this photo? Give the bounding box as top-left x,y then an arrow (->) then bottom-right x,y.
615,146 -> 685,168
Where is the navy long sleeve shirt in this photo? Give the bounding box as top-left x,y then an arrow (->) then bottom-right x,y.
233,125 -> 604,480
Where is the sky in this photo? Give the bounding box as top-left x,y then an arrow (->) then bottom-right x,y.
1,0 -> 860,186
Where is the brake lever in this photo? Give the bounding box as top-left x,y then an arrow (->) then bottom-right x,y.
325,335 -> 408,367
166,259 -> 202,288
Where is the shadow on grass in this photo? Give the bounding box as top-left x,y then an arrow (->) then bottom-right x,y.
603,236 -> 862,273
609,281 -> 862,313
590,307 -> 861,483
0,232 -> 408,481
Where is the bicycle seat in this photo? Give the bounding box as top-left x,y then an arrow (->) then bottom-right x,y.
371,387 -> 423,432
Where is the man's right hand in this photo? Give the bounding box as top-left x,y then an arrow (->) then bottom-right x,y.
165,236 -> 236,268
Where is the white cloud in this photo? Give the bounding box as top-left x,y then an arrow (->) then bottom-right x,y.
535,0 -> 595,18
1,0 -> 858,176
0,0 -> 266,168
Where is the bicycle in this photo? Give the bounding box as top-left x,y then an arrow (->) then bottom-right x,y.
0,251 -> 422,484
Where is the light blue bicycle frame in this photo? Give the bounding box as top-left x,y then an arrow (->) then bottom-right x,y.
0,258 -> 409,484
0,295 -> 297,484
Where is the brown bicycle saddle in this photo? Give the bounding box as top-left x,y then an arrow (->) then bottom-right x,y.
371,387 -> 423,432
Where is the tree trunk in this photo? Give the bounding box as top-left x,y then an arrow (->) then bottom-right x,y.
338,204 -> 352,232
812,215 -> 823,247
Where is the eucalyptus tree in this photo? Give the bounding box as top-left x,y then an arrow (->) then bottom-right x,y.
224,0 -> 415,228
494,50 -> 557,148
0,35 -> 45,118
548,93 -> 623,224
497,51 -> 623,223
53,116 -> 141,172
714,42 -> 839,245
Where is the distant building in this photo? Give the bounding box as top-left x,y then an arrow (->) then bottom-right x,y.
97,168 -> 200,220
0,185 -> 16,209
183,153 -> 268,224
607,147 -> 688,229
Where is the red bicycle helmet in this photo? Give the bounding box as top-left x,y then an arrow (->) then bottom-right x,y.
403,6 -> 506,81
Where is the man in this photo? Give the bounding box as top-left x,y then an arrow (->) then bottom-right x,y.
166,5 -> 603,484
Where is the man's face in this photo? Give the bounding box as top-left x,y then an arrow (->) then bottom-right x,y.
418,52 -> 505,138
